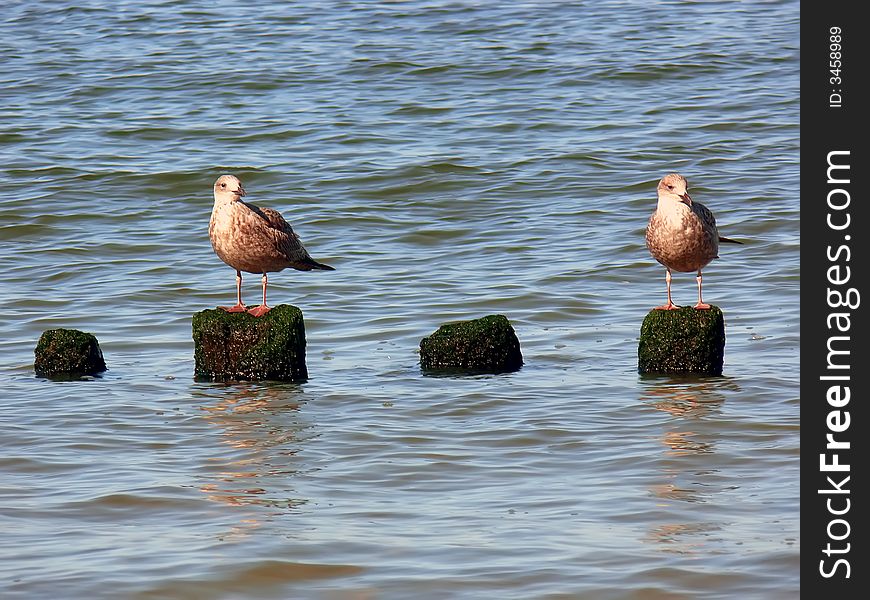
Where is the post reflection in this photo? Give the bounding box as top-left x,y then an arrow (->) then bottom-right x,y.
639,377 -> 738,554
192,382 -> 310,517
641,377 -> 733,419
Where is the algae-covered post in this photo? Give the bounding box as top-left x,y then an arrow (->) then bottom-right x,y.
192,304 -> 308,382
34,329 -> 107,379
637,306 -> 725,376
420,314 -> 523,374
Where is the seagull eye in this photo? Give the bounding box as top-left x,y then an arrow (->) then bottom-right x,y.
667,185 -> 674,190
220,183 -> 226,188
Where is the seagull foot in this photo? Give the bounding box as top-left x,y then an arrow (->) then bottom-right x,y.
247,305 -> 271,318
694,302 -> 712,310
219,304 -> 247,313
654,303 -> 680,311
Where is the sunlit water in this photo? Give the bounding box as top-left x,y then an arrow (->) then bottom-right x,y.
1,2 -> 798,598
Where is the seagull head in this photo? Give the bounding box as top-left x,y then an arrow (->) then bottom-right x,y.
213,174 -> 246,202
657,173 -> 692,206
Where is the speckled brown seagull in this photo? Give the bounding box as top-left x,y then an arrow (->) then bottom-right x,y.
645,173 -> 741,310
209,174 -> 334,317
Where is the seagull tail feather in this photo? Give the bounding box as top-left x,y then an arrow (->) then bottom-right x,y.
312,260 -> 335,271
297,257 -> 335,271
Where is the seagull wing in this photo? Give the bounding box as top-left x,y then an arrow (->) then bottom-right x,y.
245,202 -> 334,271
693,201 -> 743,246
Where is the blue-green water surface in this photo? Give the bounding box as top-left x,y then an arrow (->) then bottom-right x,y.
1,2 -> 799,598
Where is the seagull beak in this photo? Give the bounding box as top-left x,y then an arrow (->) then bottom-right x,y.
679,193 -> 692,206
235,187 -> 246,197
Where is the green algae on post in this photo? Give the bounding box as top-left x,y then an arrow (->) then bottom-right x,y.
192,304 -> 308,382
420,314 -> 523,374
638,305 -> 725,376
34,329 -> 107,379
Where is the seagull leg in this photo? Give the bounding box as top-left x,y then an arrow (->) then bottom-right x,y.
654,268 -> 680,310
694,270 -> 711,310
247,273 -> 272,317
219,270 -> 247,313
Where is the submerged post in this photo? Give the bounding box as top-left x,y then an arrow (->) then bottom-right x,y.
192,304 -> 308,382
34,328 -> 107,379
638,306 -> 726,376
420,314 -> 523,374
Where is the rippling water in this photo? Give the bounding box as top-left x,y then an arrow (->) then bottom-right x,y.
1,1 -> 799,598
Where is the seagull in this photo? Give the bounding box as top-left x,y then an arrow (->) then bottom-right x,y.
645,173 -> 741,310
209,174 -> 334,317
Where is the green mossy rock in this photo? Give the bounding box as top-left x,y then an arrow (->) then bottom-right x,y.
638,306 -> 725,376
34,329 -> 107,379
192,305 -> 308,382
420,314 -> 523,374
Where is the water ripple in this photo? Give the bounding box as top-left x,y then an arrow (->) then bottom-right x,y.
0,1 -> 798,598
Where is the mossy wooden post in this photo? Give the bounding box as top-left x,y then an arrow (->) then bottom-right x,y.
420,314 -> 523,374
34,329 -> 107,379
192,304 -> 308,382
638,306 -> 725,376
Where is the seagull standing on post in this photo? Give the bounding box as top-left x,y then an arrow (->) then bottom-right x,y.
645,173 -> 741,310
209,174 -> 334,317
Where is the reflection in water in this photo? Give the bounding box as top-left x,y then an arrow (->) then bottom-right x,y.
641,377 -> 730,460
644,522 -> 723,555
640,377 -> 734,418
649,481 -> 707,504
640,378 -> 738,555
660,430 -> 713,457
193,383 -> 310,517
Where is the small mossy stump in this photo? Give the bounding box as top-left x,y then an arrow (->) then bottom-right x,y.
192,304 -> 308,382
420,314 -> 523,374
34,329 -> 107,379
638,306 -> 725,376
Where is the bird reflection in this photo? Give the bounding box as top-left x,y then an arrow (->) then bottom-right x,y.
661,430 -> 713,457
641,377 -> 734,457
193,383 -> 310,514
